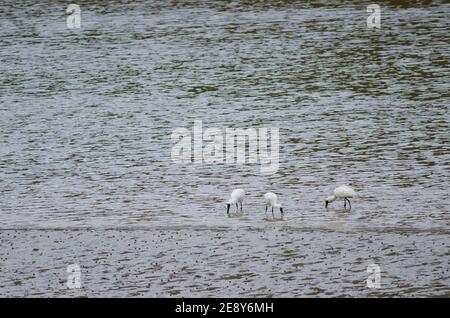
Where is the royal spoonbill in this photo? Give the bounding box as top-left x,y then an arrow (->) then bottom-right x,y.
227,189 -> 245,215
264,192 -> 284,218
325,185 -> 357,209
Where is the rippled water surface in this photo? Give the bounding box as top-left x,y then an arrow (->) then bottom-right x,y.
0,1 -> 449,297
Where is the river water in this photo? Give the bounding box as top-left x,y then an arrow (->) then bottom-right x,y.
0,1 -> 449,297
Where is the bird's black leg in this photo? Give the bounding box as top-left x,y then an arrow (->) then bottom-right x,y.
265,205 -> 267,214
347,199 -> 351,210
235,203 -> 238,213
240,202 -> 243,213
344,198 -> 347,209
272,207 -> 274,218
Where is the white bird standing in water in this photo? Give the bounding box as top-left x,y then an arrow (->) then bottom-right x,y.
264,192 -> 284,218
227,189 -> 245,216
325,185 -> 357,210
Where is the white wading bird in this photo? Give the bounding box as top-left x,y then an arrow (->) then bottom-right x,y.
325,185 -> 357,210
227,189 -> 245,216
264,192 -> 284,218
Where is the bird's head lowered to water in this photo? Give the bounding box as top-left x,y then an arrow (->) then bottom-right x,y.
325,195 -> 336,208
226,198 -> 238,216
226,198 -> 237,216
273,203 -> 284,216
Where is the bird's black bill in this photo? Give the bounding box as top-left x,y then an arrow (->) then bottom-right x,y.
226,204 -> 230,215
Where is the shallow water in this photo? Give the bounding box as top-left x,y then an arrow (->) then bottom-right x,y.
0,1 -> 449,297
1,228 -> 449,297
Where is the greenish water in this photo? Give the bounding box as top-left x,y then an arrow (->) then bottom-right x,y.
0,1 -> 448,297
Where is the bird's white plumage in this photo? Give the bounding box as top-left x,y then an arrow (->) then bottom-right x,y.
333,185 -> 356,199
264,192 -> 281,208
325,185 -> 357,209
229,189 -> 245,204
264,192 -> 284,217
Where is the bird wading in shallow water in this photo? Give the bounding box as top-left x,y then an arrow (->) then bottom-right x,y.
264,192 -> 284,218
226,189 -> 245,216
325,185 -> 357,210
